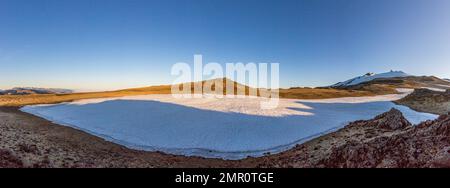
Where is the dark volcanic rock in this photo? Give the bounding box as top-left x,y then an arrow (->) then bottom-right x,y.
347,108 -> 411,130
0,149 -> 24,168
371,108 -> 412,130
318,110 -> 450,168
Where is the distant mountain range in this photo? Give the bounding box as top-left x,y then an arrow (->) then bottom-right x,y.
0,87 -> 73,95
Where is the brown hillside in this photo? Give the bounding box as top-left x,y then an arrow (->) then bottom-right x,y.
0,78 -> 395,107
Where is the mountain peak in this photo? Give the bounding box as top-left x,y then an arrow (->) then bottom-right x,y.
331,70 -> 410,87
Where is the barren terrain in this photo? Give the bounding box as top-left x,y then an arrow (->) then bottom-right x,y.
1,79 -> 449,168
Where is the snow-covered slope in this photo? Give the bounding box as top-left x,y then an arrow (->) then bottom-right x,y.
444,78 -> 450,82
332,71 -> 410,87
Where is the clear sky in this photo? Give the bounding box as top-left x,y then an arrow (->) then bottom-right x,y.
1,0 -> 450,91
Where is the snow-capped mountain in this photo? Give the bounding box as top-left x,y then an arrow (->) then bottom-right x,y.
331,71 -> 410,87
444,78 -> 450,82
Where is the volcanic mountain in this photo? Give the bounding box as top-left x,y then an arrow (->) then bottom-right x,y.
327,71 -> 450,94
331,71 -> 410,87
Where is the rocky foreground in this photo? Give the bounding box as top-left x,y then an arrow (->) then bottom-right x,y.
251,108 -> 450,168
1,106 -> 449,168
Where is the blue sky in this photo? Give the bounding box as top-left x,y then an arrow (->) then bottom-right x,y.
1,0 -> 450,91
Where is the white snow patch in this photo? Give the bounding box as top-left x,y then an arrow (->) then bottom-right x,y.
435,84 -> 450,88
421,87 -> 447,92
395,88 -> 414,93
67,95 -> 313,117
21,94 -> 437,159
